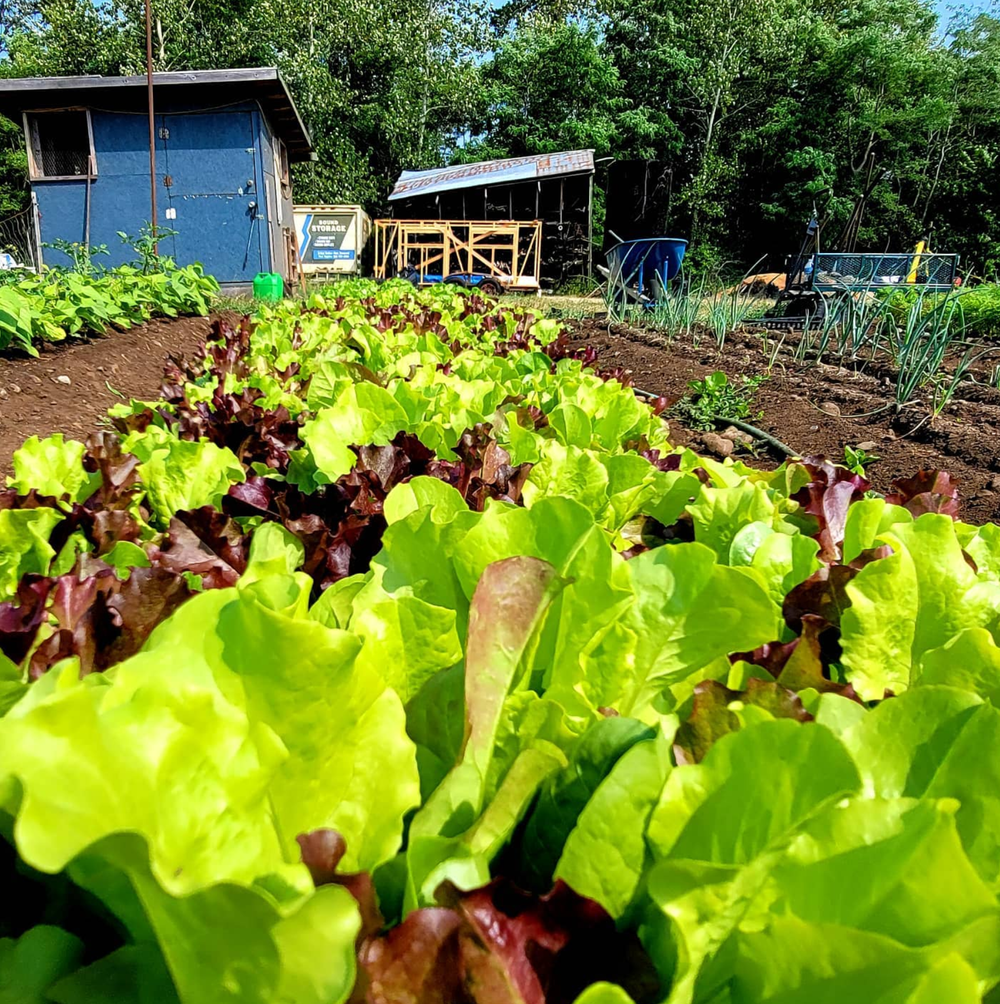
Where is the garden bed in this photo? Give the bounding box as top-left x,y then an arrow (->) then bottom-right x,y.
0,313 -> 231,475
7,311 -> 1000,522
576,318 -> 1000,523
4,285 -> 1000,1002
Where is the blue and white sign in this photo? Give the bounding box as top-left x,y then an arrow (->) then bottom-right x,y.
294,206 -> 367,274
314,249 -> 355,261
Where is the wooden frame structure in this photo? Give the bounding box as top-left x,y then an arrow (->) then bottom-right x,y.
374,219 -> 542,291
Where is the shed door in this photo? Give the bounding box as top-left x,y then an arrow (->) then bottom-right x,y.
157,111 -> 263,283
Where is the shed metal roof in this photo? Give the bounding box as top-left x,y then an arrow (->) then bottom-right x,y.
0,67 -> 313,161
388,150 -> 594,201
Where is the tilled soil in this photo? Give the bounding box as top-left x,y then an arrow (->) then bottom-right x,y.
571,319 -> 1000,524
3,312 -> 999,524
0,314 -> 230,476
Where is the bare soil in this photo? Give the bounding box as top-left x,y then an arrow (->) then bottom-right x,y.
0,314 -> 229,476
2,312 -> 999,525
571,319 -> 1000,524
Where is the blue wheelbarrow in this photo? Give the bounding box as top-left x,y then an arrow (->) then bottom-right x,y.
602,237 -> 688,309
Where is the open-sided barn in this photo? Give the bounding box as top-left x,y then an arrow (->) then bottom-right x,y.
384,150 -> 594,287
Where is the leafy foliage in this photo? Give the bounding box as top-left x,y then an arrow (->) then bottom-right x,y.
0,262 -> 219,355
670,370 -> 766,431
2,285 -> 1000,1003
6,0 -> 1000,268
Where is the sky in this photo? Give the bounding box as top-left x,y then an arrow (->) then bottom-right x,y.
936,0 -> 996,23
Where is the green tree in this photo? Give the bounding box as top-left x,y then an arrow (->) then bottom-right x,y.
0,0 -> 482,213
2,0 -> 127,75
916,13 -> 1000,273
3,0 -> 1000,274
601,0 -> 807,251
461,19 -> 626,160
276,0 -> 481,209
0,117 -> 28,216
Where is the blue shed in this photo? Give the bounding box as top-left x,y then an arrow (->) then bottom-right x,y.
0,67 -> 314,288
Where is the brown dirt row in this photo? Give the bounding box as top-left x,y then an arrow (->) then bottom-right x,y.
572,319 -> 1000,524
0,314 -> 226,477
3,312 -> 1000,525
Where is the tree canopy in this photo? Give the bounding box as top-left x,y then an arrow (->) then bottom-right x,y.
1,0 -> 999,274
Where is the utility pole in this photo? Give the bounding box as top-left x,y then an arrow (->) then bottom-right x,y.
145,0 -> 158,253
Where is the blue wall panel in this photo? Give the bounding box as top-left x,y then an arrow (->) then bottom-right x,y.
35,112 -> 152,269
257,109 -> 282,275
158,109 -> 266,281
33,100 -> 275,283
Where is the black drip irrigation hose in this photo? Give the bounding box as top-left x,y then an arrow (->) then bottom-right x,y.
714,416 -> 799,458
632,386 -> 800,458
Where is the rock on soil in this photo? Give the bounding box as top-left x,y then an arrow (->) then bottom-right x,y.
720,425 -> 755,446
701,432 -> 735,458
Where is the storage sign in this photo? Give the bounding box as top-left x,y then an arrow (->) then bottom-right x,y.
294,207 -> 368,273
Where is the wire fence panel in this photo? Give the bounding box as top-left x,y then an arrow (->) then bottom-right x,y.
813,253 -> 958,292
0,207 -> 39,272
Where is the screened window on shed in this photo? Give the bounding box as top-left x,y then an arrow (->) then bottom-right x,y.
27,111 -> 95,179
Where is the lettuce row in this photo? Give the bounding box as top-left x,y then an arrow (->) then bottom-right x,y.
3,287 -> 1000,1001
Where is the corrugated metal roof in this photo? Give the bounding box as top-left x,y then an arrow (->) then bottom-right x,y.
388,150 -> 594,201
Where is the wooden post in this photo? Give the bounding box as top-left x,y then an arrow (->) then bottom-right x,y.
145,0 -> 158,253
587,173 -> 593,281
30,191 -> 43,271
84,156 -> 92,252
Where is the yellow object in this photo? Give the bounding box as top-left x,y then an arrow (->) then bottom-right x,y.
907,239 -> 927,284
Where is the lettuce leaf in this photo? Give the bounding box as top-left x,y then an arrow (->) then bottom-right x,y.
0,507 -> 62,600
7,435 -> 100,503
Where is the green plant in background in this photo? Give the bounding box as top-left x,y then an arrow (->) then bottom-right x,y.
0,283 -> 37,353
41,239 -> 110,275
118,223 -> 182,273
806,287 -> 983,421
618,268 -> 713,339
808,288 -> 892,367
953,283 -> 1000,339
0,265 -> 33,288
640,270 -> 709,339
888,290 -> 964,408
552,274 -> 601,297
672,369 -> 767,430
704,282 -> 768,349
614,264 -> 769,346
887,283 -> 1000,342
0,263 -> 219,355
